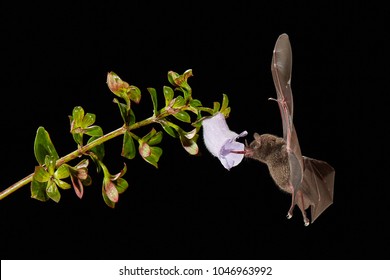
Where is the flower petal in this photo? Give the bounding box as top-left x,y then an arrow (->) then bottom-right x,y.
202,113 -> 247,170
220,140 -> 246,170
202,113 -> 237,156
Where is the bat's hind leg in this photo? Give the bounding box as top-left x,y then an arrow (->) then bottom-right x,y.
287,189 -> 310,226
287,189 -> 295,219
287,203 -> 294,219
300,210 -> 310,226
296,191 -> 310,226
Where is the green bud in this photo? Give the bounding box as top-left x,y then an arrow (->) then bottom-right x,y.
106,72 -> 131,97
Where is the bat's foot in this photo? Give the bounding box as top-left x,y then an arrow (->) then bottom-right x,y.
286,212 -> 293,219
303,218 -> 310,226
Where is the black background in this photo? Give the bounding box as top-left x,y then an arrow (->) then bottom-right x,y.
0,2 -> 387,259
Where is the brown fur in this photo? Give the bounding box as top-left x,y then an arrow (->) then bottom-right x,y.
245,133 -> 292,193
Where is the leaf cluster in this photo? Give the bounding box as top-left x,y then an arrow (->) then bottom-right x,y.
29,69 -> 231,207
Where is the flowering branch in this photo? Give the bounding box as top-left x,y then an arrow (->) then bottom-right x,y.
0,69 -> 233,207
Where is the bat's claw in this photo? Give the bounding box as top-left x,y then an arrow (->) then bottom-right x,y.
286,212 -> 293,219
303,218 -> 310,226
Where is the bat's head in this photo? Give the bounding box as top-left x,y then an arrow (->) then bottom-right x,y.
244,133 -> 285,165
242,132 -> 263,160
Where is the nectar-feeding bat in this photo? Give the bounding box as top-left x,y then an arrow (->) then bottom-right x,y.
244,34 -> 335,226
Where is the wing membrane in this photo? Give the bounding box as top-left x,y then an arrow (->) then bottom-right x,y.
271,33 -> 304,190
301,157 -> 335,222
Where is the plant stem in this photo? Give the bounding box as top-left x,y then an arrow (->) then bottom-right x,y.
0,115 -> 158,200
0,174 -> 34,200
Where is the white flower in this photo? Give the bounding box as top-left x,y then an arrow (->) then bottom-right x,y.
202,113 -> 247,170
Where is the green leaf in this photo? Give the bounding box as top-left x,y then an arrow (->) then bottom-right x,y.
221,106 -> 231,117
31,179 -> 49,202
107,71 -> 130,98
178,129 -> 199,155
190,99 -> 202,107
55,179 -> 71,190
172,96 -> 186,108
183,128 -> 198,139
142,128 -> 157,143
163,86 -> 174,106
111,163 -> 127,180
102,191 -> 115,208
33,166 -> 50,183
138,141 -> 151,158
75,158 -> 89,169
34,127 -> 59,165
142,128 -> 163,145
172,111 -> 191,123
180,69 -> 193,99
113,98 -> 128,123
143,146 -> 163,168
122,131 -> 136,160
84,125 -> 103,137
128,108 -> 136,126
220,94 -> 231,117
113,99 -> 136,125
188,99 -> 202,114
150,146 -> 162,161
46,180 -> 61,203
129,85 -> 141,104
148,131 -> 163,146
105,180 -> 118,203
88,136 -> 105,161
212,102 -> 221,114
167,71 -> 180,86
168,70 -> 192,94
181,138 -> 198,155
183,69 -> 193,81
220,93 -> 229,112
138,141 -> 163,168
72,133 -> 83,146
160,121 -> 178,138
54,165 -> 70,180
116,178 -> 129,194
81,113 -> 96,128
72,106 -> 85,126
147,87 -> 158,116
167,69 -> 193,99
45,155 -> 56,175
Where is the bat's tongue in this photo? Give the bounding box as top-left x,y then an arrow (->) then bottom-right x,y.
231,150 -> 246,154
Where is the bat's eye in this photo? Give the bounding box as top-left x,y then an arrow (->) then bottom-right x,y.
250,142 -> 260,149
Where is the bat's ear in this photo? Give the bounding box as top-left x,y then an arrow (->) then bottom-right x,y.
253,133 -> 261,143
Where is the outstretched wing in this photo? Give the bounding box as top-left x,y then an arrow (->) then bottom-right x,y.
300,157 -> 335,223
271,33 -> 304,191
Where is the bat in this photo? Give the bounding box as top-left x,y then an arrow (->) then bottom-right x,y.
244,34 -> 335,226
